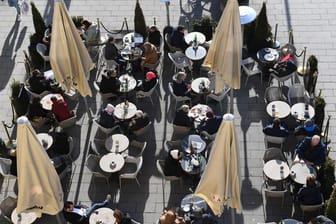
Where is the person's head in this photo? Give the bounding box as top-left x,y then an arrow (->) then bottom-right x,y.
104,104 -> 115,115
179,104 -> 189,113
206,111 -> 214,119
159,209 -> 176,224
134,110 -> 144,118
306,174 -> 317,187
81,20 -> 92,30
32,69 -> 43,77
113,209 -> 124,223
272,118 -> 281,128
64,201 -> 74,212
143,42 -> 156,53
107,69 -> 117,77
145,71 -> 156,81
149,25 -> 158,32
176,72 -> 186,82
304,119 -> 315,132
107,36 -> 115,44
50,96 -> 58,103
310,135 -> 321,147
177,25 -> 185,33
32,97 -> 41,104
170,149 -> 182,160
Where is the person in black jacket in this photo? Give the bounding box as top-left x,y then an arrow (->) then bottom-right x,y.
163,149 -> 184,177
63,194 -> 112,224
28,69 -> 53,94
136,71 -> 157,92
170,25 -> 188,51
296,174 -> 322,205
172,72 -> 191,97
104,36 -> 126,70
263,118 -> 289,137
99,70 -> 121,94
127,110 -> 150,133
173,104 -> 192,128
147,25 -> 162,48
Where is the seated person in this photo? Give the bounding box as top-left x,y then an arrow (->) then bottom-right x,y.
308,215 -> 335,224
163,149 -> 184,177
199,111 -> 222,135
28,69 -> 53,94
127,110 -> 150,133
141,42 -> 158,70
173,104 -> 192,128
99,104 -> 118,129
296,174 -> 322,205
172,72 -> 191,97
99,69 -> 121,94
51,96 -> 74,122
136,71 -> 157,92
51,154 -> 72,175
81,20 -> 99,43
113,209 -> 132,224
295,135 -> 327,166
159,209 -> 176,224
63,194 -> 112,224
104,36 -> 127,70
170,25 -> 188,51
147,25 -> 162,48
27,97 -> 50,126
294,119 -> 320,137
48,132 -> 70,156
263,118 -> 289,137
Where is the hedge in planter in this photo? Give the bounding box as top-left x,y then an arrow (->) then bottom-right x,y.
10,79 -> 29,119
192,16 -> 214,41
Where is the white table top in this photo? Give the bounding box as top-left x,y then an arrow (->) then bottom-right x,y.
181,193 -> 208,213
120,46 -> 142,60
99,153 -> 125,173
263,159 -> 290,181
257,48 -> 279,63
184,32 -> 206,45
290,161 -> 317,185
11,208 -> 37,224
122,32 -> 143,44
40,93 -> 64,111
191,77 -> 211,94
188,104 -> 212,121
291,103 -> 315,121
105,134 -> 129,153
118,74 -> 137,92
114,102 -> 137,120
43,70 -> 54,80
89,207 -> 115,224
37,133 -> 53,150
185,46 -> 207,61
266,101 -> 291,119
181,135 -> 206,154
180,154 -> 206,175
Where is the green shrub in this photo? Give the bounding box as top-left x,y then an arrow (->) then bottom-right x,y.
326,183 -> 336,222
72,16 -> 84,29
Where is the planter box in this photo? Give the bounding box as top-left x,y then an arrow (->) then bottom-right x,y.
193,25 -> 213,41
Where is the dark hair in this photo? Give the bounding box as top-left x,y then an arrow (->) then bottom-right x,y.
107,36 -> 115,42
82,20 -> 92,27
206,111 -> 214,118
32,69 -> 42,77
177,25 -> 185,32
64,201 -> 74,209
50,96 -> 58,102
32,97 -> 41,104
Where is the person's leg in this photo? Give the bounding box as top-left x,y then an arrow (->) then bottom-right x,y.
85,201 -> 108,217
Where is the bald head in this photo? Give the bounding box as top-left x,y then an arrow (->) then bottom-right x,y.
311,135 -> 320,147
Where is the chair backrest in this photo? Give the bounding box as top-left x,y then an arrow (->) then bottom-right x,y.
132,121 -> 151,136
86,154 -> 108,179
156,160 -> 180,181
58,115 -> 77,129
209,87 -> 230,101
124,156 -> 143,177
263,147 -> 286,163
264,86 -> 282,104
129,140 -> 147,157
173,125 -> 190,135
164,33 -> 176,52
264,135 -> 286,145
264,187 -> 287,198
94,119 -> 119,135
300,201 -> 324,212
24,85 -> 50,99
168,82 -> 177,98
241,57 -> 260,75
36,43 -> 47,56
0,196 -> 17,218
67,136 -> 74,158
164,140 -> 182,151
287,84 -> 309,105
0,158 -> 12,176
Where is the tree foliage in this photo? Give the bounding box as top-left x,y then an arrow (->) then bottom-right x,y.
134,0 -> 147,40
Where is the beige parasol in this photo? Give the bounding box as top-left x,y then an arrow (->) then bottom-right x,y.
203,0 -> 242,94
194,113 -> 241,216
50,1 -> 94,97
16,116 -> 63,217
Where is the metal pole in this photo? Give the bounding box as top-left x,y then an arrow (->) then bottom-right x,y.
83,96 -> 93,120
165,2 -> 170,26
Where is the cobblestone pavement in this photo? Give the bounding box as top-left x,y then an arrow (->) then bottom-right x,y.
0,0 -> 335,223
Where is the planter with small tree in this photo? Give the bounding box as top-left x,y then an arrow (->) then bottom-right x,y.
192,15 -> 215,41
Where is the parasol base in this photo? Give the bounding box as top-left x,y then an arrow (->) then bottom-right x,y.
273,41 -> 280,49
297,66 -> 308,76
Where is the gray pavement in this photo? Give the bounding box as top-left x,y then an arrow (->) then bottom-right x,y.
0,0 -> 335,223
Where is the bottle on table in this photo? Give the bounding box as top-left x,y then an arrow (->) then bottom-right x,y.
271,104 -> 276,117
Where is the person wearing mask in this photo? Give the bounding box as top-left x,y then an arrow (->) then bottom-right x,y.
295,135 -> 327,166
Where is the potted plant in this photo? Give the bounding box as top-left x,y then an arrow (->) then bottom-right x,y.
72,16 -> 84,29
320,157 -> 335,201
314,89 -> 326,131
325,183 -> 336,222
192,15 -> 214,41
10,79 -> 29,120
134,0 -> 147,40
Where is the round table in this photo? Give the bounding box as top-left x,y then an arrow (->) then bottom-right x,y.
99,153 -> 125,173
120,46 -> 142,61
290,103 -> 315,121
256,48 -> 279,64
185,46 -> 207,61
281,219 -> 303,224
89,207 -> 115,224
263,159 -> 290,181
118,74 -> 137,93
105,134 -> 129,153
266,101 -> 291,119
191,77 -> 211,94
114,102 -> 137,120
181,194 -> 208,214
188,104 -> 212,121
40,93 -> 64,110
184,32 -> 206,45
36,133 -> 53,150
11,208 -> 37,224
290,161 -> 317,185
122,32 -> 143,44
181,135 -> 206,154
180,154 -> 206,175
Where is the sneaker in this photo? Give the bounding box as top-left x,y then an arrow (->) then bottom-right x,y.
105,194 -> 112,203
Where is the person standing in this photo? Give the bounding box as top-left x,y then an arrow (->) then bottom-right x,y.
7,0 -> 21,21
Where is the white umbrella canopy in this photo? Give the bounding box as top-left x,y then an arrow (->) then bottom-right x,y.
16,116 -> 63,217
194,113 -> 241,216
50,1 -> 94,97
203,0 -> 242,94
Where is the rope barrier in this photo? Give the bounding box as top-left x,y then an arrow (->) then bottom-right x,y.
99,17 -> 129,35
